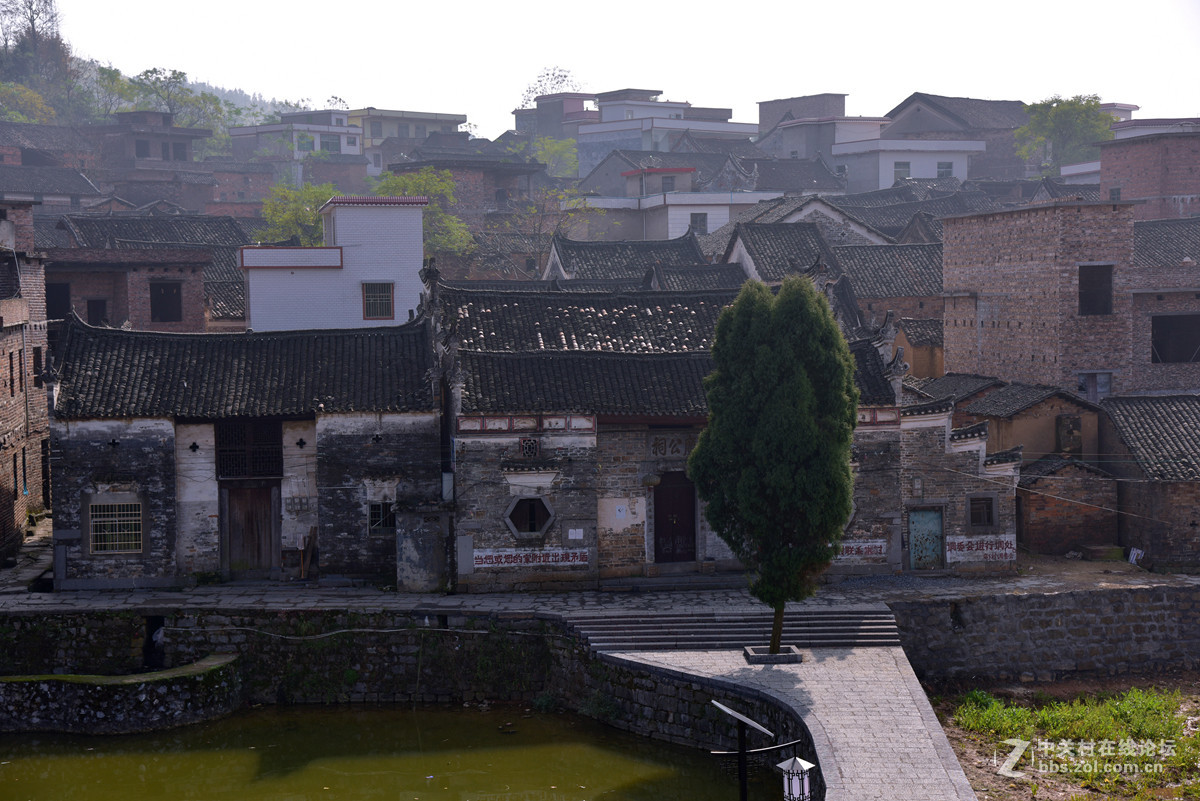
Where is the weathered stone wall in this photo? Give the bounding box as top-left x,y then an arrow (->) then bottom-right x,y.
1018,467 -> 1118,555
51,418 -> 178,588
0,654 -> 242,734
890,587 -> 1200,681
1116,480 -> 1200,573
316,413 -> 443,582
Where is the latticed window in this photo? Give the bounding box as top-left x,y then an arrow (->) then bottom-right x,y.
369,502 -> 396,535
90,503 -> 142,553
363,283 -> 394,320
216,421 -> 283,479
969,496 -> 995,527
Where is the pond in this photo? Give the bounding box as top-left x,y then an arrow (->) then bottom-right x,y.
0,704 -> 772,801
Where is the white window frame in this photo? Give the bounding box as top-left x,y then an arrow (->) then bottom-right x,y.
88,496 -> 143,554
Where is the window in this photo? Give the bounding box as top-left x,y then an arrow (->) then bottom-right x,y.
690,212 -> 708,236
320,134 -> 340,152
90,502 -> 142,553
661,176 -> 675,192
149,281 -> 183,323
363,282 -> 394,320
415,124 -> 426,138
505,497 -> 554,538
135,139 -> 150,158
790,151 -> 799,159
17,350 -> 23,392
370,121 -> 383,138
21,447 -> 26,495
937,161 -> 953,178
7,352 -> 12,397
87,299 -> 107,326
32,347 -> 41,388
968,496 -> 995,527
893,161 -> 911,181
296,134 -> 314,152
334,117 -> 345,126
172,142 -> 187,161
373,153 -> 382,168
1078,264 -> 1113,316
347,136 -> 357,147
1077,372 -> 1112,403
519,438 -> 540,458
1109,188 -> 1122,201
1152,314 -> 1200,363
369,502 -> 396,536
397,124 -> 409,138
215,420 -> 283,479
161,142 -> 170,161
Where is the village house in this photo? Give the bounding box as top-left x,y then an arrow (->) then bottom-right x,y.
346,107 -> 468,175
48,316 -> 447,590
0,201 -> 51,564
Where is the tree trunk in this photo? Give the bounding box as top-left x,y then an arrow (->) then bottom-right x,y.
769,604 -> 784,654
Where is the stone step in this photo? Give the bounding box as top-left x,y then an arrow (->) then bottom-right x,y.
570,610 -> 902,652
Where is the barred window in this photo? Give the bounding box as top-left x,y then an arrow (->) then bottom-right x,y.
968,496 -> 995,527
369,502 -> 396,536
363,283 -> 394,320
90,503 -> 142,553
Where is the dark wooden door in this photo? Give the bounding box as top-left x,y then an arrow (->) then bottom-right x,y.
222,483 -> 279,578
654,471 -> 696,563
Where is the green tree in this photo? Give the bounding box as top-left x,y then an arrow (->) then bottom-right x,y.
519,66 -> 581,109
373,167 -> 473,255
91,64 -> 135,117
261,182 -> 339,246
1016,94 -> 1114,173
530,136 -> 577,178
0,79 -> 52,121
687,277 -> 858,653
131,67 -> 191,115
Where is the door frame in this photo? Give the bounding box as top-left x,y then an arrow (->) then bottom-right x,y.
652,470 -> 698,564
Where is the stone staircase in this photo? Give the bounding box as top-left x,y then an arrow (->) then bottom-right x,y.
568,609 -> 902,652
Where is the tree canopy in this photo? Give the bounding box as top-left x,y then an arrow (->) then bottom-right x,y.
373,167 -> 474,255
1016,94 -> 1115,173
687,276 -> 858,652
261,182 -> 339,246
519,66 -> 581,109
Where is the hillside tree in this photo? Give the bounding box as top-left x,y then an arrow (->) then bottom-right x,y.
1016,94 -> 1115,173
373,167 -> 473,255
261,182 -> 340,246
688,277 -> 858,653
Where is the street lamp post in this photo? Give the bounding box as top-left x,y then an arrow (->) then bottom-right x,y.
776,756 -> 816,801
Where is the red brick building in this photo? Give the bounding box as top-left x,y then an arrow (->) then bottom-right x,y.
0,201 -> 49,562
1100,129 -> 1200,221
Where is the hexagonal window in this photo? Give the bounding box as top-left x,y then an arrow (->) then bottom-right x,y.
505,496 -> 555,540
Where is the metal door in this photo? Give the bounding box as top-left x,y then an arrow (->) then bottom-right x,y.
654,471 -> 697,563
908,508 -> 944,570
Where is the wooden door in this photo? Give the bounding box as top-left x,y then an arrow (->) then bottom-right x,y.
908,508 -> 944,570
654,471 -> 696,563
221,483 -> 280,578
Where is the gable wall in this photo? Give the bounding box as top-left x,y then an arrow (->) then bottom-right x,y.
1101,134 -> 1200,220
1018,467 -> 1117,555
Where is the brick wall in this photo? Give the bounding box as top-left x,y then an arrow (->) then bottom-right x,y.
1101,133 -> 1200,220
1018,466 -> 1118,554
943,202 -> 1137,393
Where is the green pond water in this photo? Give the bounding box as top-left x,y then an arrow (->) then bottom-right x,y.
0,705 -> 771,801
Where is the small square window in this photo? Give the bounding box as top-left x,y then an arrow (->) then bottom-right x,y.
969,496 -> 995,527
937,161 -> 953,179
135,139 -> 150,158
893,161 -> 911,181
363,282 -> 394,320
689,212 -> 708,236
369,502 -> 396,536
90,502 -> 142,553
519,438 -> 540,458
661,176 -> 675,192
1078,265 -> 1113,316
150,281 -> 183,322
347,136 -> 357,147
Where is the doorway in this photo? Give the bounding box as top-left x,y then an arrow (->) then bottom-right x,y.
220,481 -> 281,578
653,471 -> 696,563
908,508 -> 944,570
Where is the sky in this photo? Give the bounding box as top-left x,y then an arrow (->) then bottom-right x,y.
55,0 -> 1200,140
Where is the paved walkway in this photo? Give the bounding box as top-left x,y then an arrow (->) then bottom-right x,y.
615,647 -> 976,801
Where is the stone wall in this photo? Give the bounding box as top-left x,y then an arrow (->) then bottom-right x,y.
1018,466 -> 1118,555
890,587 -> 1200,681
0,654 -> 242,734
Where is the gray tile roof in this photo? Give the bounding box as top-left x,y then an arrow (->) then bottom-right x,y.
827,191 -> 998,238
0,120 -> 93,153
550,233 -> 705,280
832,243 -> 942,298
655,263 -> 747,291
886,93 -> 1029,131
458,350 -> 714,416
737,158 -> 844,193
53,316 -> 436,420
962,383 -> 1092,418
907,373 -> 1002,403
728,222 -> 841,282
0,165 -> 99,196
1018,455 -> 1111,488
1134,217 -> 1200,267
899,318 -> 942,347
1100,395 -> 1200,481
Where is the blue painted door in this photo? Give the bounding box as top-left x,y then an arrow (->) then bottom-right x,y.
909,509 -> 944,570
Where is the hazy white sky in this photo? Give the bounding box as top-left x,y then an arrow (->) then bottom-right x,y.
55,0 -> 1200,139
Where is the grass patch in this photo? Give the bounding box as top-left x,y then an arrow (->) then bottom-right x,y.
953,687 -> 1200,798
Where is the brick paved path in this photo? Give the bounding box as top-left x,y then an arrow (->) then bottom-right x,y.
614,647 -> 977,801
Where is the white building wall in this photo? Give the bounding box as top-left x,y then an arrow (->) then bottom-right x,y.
281,420 -> 317,551
244,204 -> 425,331
175,423 -> 219,574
